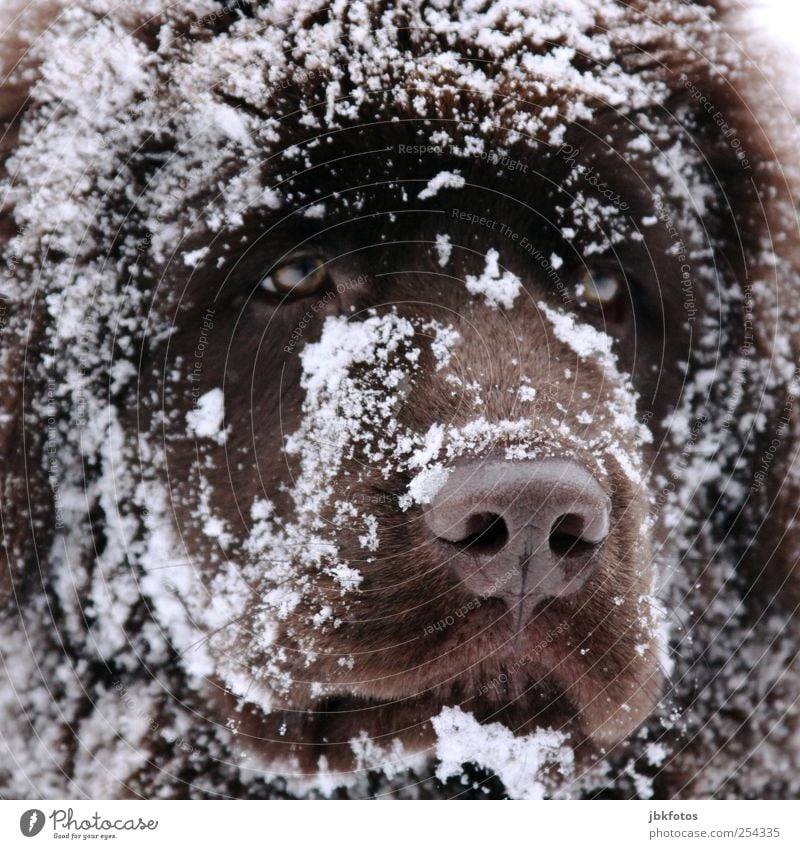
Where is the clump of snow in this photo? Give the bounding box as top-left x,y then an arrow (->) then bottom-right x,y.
465,249 -> 523,310
358,514 -> 380,551
435,233 -> 453,266
186,388 -> 229,444
349,732 -> 428,779
400,464 -> 452,509
423,320 -> 461,371
409,423 -> 446,468
418,170 -> 465,200
432,707 -> 574,799
183,246 -> 210,267
538,300 -> 614,366
303,202 -> 326,218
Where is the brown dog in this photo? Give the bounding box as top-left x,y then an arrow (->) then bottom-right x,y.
2,0 -> 800,799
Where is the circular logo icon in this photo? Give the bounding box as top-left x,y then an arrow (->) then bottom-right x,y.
20,810 -> 45,837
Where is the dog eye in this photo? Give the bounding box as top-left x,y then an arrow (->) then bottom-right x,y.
577,268 -> 623,305
260,257 -> 329,297
575,267 -> 629,324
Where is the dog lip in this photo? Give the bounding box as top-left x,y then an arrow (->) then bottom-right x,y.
306,667 -> 579,718
314,596 -> 664,747
302,671 -> 588,756
331,612 -> 572,700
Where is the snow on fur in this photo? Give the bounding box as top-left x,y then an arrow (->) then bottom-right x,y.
433,706 -> 574,799
0,0 -> 799,801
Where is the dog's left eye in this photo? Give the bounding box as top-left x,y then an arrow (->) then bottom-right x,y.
260,257 -> 329,297
576,267 -> 628,322
577,268 -> 622,305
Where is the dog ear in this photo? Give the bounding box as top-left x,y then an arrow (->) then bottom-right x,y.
0,1 -> 61,120
0,1 -> 62,608
725,43 -> 800,611
737,225 -> 800,610
689,41 -> 800,611
650,17 -> 800,611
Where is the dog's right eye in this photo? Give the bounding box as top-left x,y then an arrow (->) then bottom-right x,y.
259,256 -> 330,298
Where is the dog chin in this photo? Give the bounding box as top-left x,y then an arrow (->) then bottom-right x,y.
220,623 -> 662,773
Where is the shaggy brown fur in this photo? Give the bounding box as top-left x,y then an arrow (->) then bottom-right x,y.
1,0 -> 800,799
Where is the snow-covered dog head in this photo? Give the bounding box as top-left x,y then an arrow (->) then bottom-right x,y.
3,0 -> 800,799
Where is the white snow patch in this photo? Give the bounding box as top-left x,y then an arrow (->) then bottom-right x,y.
418,170 -> 465,200
183,246 -> 210,267
400,463 -> 452,509
537,301 -> 614,366
435,233 -> 453,266
424,321 -> 461,371
186,388 -> 228,444
465,249 -> 522,310
433,706 -> 574,799
303,202 -> 326,218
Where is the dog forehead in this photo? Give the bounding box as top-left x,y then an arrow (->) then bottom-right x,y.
162,2 -> 717,252
204,0 -> 693,136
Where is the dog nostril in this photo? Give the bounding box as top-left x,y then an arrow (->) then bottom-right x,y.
424,459 -> 610,611
548,513 -> 596,559
457,512 -> 509,554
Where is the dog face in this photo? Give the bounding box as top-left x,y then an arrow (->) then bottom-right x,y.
3,0 -> 800,798
128,1 -> 757,779
158,225 -> 664,760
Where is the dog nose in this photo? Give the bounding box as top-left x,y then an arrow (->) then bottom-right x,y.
423,459 -> 611,622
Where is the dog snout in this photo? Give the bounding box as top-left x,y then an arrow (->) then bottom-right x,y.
424,458 -> 611,619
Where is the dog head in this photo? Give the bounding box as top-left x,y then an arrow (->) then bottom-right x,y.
2,0 -> 799,797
